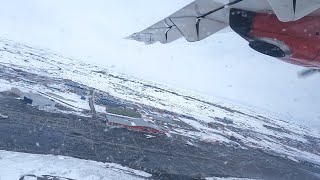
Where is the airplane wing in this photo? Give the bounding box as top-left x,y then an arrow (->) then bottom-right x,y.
128,0 -> 320,44
128,0 -> 230,44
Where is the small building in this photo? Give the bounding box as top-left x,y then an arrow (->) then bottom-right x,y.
23,96 -> 33,104
106,113 -> 164,135
23,92 -> 56,110
10,87 -> 23,97
9,88 -> 56,110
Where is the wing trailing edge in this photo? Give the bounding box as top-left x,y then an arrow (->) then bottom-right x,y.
267,0 -> 320,22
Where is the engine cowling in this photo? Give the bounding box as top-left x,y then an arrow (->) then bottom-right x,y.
229,8 -> 291,58
249,38 -> 291,58
229,8 -> 320,69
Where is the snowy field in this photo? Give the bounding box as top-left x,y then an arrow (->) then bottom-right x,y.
0,150 -> 151,180
0,1 -> 319,179
0,38 -> 319,169
0,150 -> 256,180
1,0 -> 320,129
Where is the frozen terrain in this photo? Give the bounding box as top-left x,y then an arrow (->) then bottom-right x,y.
2,0 -> 320,128
0,150 -> 151,180
0,38 -> 320,179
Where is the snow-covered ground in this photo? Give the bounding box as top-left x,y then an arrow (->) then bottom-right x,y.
0,150 -> 151,180
0,149 -> 257,180
1,0 -> 320,128
0,38 -> 319,168
0,1 -> 318,179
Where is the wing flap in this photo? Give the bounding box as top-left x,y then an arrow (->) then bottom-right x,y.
295,0 -> 320,20
267,0 -> 320,21
170,16 -> 228,42
267,0 -> 295,22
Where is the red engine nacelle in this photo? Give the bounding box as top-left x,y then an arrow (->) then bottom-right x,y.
230,8 -> 320,69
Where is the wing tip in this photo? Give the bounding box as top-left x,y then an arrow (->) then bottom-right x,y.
125,33 -> 156,45
125,33 -> 138,41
